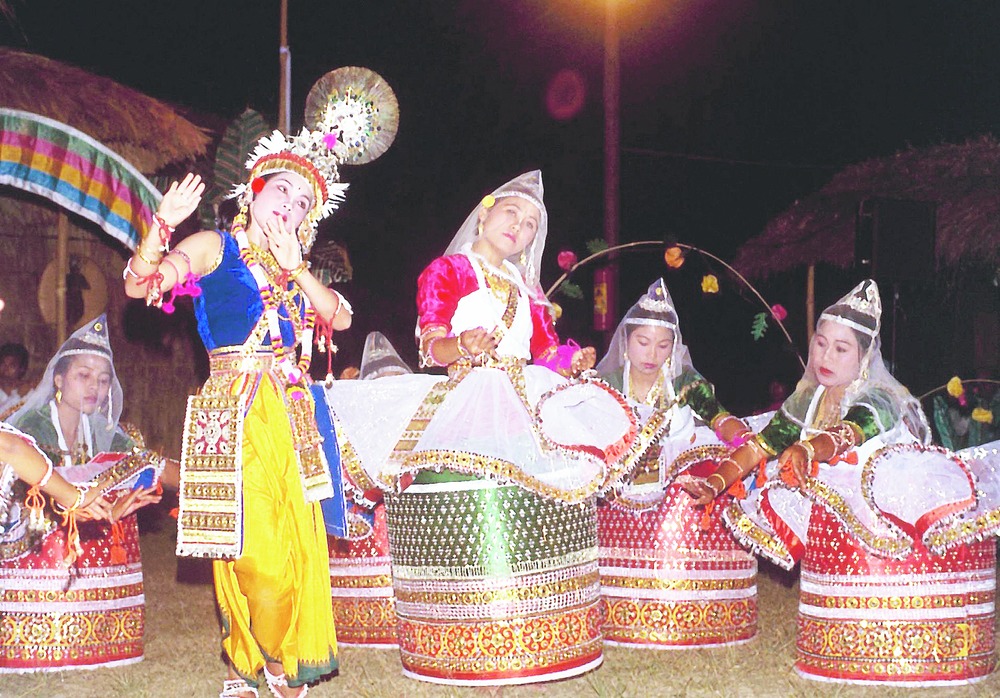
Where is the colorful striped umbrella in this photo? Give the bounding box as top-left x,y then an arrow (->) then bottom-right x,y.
0,108 -> 161,251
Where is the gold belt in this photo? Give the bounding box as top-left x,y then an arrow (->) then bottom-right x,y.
447,355 -> 527,378
208,347 -> 275,374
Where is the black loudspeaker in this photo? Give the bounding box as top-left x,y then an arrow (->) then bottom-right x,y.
855,198 -> 937,283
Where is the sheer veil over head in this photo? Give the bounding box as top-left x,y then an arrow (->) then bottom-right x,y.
443,170 -> 549,305
359,331 -> 413,379
596,278 -> 695,403
7,314 -> 123,454
787,279 -> 929,443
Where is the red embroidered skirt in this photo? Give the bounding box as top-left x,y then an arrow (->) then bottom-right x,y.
0,516 -> 144,672
797,506 -> 996,685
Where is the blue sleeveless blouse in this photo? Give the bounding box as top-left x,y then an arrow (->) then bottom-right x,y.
193,231 -> 300,351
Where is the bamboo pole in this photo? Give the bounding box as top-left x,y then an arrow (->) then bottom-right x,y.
278,0 -> 291,133
56,212 -> 68,345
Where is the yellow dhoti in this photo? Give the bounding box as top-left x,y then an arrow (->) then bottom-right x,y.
213,375 -> 338,688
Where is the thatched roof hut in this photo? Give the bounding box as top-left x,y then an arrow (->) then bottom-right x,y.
734,136 -> 1000,278
0,48 -> 209,173
0,49 -> 213,457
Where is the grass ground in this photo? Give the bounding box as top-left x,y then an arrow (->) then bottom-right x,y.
3,513 -> 999,698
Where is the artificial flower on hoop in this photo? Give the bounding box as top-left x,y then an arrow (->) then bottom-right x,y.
946,375 -> 967,406
972,407 -> 994,425
771,304 -> 788,321
557,250 -> 578,271
664,246 -> 685,269
701,274 -> 719,294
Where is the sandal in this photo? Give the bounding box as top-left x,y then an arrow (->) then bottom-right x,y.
220,678 -> 259,698
263,665 -> 308,698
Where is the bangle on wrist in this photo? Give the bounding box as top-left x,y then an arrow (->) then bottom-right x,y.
797,439 -> 816,462
135,247 -> 162,267
456,336 -> 473,359
35,461 -> 54,489
287,260 -> 309,282
705,472 -> 727,497
710,412 -> 732,431
54,485 -> 88,514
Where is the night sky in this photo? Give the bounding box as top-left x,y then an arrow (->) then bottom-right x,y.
3,1 -> 998,409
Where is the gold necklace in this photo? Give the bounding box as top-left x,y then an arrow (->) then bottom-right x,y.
629,369 -> 665,407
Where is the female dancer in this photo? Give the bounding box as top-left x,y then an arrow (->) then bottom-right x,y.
124,127 -> 351,697
687,279 -> 1000,684
325,171 -> 660,685
1,316 -> 164,672
596,279 -> 758,648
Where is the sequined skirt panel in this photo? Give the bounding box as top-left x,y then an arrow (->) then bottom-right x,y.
0,516 -> 143,672
329,502 -> 397,647
797,506 -> 996,685
385,472 -> 603,685
598,481 -> 758,648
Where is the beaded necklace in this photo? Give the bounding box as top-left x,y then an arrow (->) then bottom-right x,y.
232,223 -> 315,385
469,253 -> 520,331
628,369 -> 666,408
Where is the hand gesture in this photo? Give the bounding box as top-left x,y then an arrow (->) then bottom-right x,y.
571,346 -> 597,376
76,493 -> 114,523
157,173 -> 205,229
109,487 -> 163,523
459,327 -> 498,362
263,216 -> 303,272
777,444 -> 810,488
680,478 -> 717,507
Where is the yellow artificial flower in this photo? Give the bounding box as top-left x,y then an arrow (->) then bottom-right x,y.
946,376 -> 964,398
701,274 -> 719,294
972,408 -> 994,424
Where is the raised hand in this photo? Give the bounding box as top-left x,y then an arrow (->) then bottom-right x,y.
263,216 -> 303,271
157,173 -> 206,229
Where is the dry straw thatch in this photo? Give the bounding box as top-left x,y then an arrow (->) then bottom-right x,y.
734,136 -> 1000,278
0,48 -> 213,457
0,47 -> 210,173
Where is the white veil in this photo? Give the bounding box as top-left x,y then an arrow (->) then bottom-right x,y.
359,332 -> 413,379
782,280 -> 930,443
596,279 -> 695,403
6,315 -> 124,456
442,170 -> 550,307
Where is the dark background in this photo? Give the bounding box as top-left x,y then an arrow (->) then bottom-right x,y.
3,0 -> 998,412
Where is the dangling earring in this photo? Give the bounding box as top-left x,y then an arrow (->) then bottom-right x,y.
477,222 -> 484,236
519,251 -> 527,266
55,388 -> 62,405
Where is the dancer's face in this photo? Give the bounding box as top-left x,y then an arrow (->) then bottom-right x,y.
626,325 -> 675,379
475,196 -> 540,261
250,172 -> 315,234
54,354 -> 112,416
808,320 -> 862,388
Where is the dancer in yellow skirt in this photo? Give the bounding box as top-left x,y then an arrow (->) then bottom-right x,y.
124,122 -> 353,697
